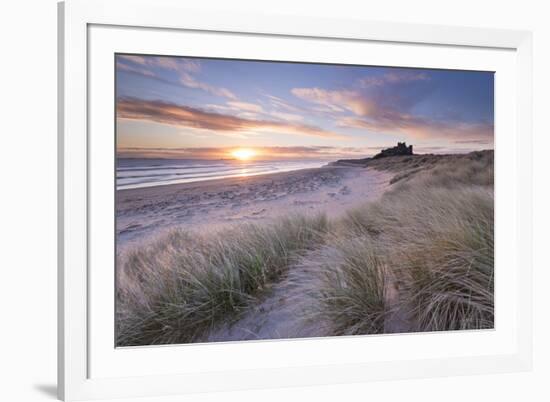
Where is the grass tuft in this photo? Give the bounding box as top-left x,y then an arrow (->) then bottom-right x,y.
298,236 -> 388,335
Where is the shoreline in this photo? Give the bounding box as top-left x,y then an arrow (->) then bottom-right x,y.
117,160 -> 331,191
116,165 -> 392,250
117,166 -> 332,197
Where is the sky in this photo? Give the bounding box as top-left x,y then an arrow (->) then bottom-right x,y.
116,54 -> 494,160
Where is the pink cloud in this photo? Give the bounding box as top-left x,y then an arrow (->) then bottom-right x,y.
291,87 -> 389,117
292,74 -> 493,143
337,116 -> 493,142
117,98 -> 345,139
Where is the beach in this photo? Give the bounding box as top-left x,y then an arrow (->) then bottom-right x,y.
116,165 -> 392,249
116,151 -> 494,346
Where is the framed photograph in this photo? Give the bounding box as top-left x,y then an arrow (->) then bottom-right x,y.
58,0 -> 533,400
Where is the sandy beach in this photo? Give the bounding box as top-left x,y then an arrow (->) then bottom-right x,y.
116,165 -> 392,249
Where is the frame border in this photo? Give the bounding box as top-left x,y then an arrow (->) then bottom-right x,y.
58,0 -> 533,400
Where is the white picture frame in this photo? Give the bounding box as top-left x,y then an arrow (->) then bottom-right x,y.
58,0 -> 533,400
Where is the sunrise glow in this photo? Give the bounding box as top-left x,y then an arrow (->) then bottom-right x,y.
230,148 -> 257,160
116,55 -> 495,158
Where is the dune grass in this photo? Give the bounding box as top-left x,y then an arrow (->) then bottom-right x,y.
287,151 -> 494,336
365,149 -> 493,186
116,214 -> 329,346
330,185 -> 494,332
116,150 -> 494,345
297,235 -> 389,335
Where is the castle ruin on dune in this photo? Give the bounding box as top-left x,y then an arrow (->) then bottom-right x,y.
373,142 -> 413,159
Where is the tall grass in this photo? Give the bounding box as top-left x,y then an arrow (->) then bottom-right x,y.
334,185 -> 494,332
298,236 -> 388,335
309,151 -> 495,334
116,214 -> 329,346
389,187 -> 493,331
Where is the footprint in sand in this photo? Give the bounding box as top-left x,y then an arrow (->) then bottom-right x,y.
339,185 -> 351,195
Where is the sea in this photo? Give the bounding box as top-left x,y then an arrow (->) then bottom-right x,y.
116,158 -> 330,190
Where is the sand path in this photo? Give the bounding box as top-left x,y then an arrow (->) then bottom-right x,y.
205,257 -> 412,342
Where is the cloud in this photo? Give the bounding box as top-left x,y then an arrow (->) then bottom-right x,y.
206,100 -> 304,123
265,95 -> 303,113
117,55 -> 148,65
292,71 -> 432,116
203,103 -> 264,122
414,145 -> 490,154
291,87 -> 390,116
292,71 -> 493,143
180,72 -> 237,99
208,98 -> 305,123
359,71 -> 429,88
116,61 -> 156,78
117,55 -> 236,99
269,111 -> 304,122
117,55 -> 201,73
337,116 -> 493,142
453,138 -> 493,145
226,101 -> 264,113
117,145 -> 372,160
291,88 -> 351,113
155,57 -> 201,73
117,97 -> 345,139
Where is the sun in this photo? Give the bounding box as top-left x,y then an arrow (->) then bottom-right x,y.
230,148 -> 256,160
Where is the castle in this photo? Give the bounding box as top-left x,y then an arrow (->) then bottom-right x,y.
373,142 -> 413,159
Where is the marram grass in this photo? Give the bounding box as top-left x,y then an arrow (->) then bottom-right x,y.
116,214 -> 329,346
